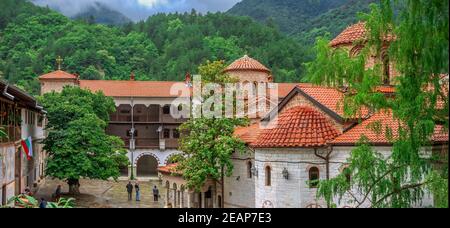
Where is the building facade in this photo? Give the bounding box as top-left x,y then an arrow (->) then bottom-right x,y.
0,81 -> 46,206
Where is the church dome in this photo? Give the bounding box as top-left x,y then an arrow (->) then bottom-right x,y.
253,106 -> 340,148
38,70 -> 78,80
224,55 -> 271,73
330,22 -> 367,47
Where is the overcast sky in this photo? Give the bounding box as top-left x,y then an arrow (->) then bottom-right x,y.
32,0 -> 242,21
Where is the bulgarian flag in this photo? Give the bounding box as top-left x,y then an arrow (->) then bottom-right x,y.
21,137 -> 33,160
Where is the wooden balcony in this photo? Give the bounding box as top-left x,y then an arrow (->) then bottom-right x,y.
1,125 -> 21,143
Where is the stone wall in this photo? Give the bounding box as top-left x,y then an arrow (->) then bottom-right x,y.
252,146 -> 436,208
228,70 -> 270,83
40,80 -> 77,95
224,150 -> 255,208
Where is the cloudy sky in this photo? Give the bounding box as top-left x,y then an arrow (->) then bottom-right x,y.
32,0 -> 242,21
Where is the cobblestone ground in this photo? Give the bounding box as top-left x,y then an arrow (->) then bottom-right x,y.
34,178 -> 166,208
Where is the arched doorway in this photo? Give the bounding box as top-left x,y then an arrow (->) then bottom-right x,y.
136,155 -> 159,177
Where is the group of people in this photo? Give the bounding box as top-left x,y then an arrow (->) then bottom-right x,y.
126,181 -> 160,202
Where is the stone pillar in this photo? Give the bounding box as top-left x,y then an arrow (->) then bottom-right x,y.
201,192 -> 206,208
180,191 -> 184,208
166,187 -> 170,207
132,166 -> 137,179
187,192 -> 192,208
128,165 -> 132,180
173,189 -> 177,207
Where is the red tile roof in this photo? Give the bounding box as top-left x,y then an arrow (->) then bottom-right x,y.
80,80 -> 190,98
39,70 -> 78,80
224,55 -> 271,73
376,86 -> 396,94
253,106 -> 340,148
234,123 -> 263,144
332,109 -> 449,145
433,125 -> 449,143
330,22 -> 367,47
297,84 -> 370,119
278,83 -> 305,98
157,163 -> 182,175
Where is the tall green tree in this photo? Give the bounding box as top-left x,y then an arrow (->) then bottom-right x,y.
40,87 -> 128,195
306,0 -> 448,208
177,61 -> 248,207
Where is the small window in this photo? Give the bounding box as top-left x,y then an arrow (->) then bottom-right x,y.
163,105 -> 171,115
173,129 -> 180,139
309,167 -> 320,188
247,161 -> 253,179
163,129 -> 171,139
265,166 -> 271,186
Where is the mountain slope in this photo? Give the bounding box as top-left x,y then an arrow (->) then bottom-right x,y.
228,0 -> 375,43
72,2 -> 132,26
1,0 -> 307,95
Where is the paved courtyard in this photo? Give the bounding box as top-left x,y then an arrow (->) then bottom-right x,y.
34,178 -> 166,208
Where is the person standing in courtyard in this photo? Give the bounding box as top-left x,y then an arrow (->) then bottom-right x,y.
126,182 -> 133,201
135,182 -> 141,202
54,185 -> 62,201
39,198 -> 47,208
153,186 -> 159,202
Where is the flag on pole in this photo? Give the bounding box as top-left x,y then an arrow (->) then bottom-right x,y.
21,137 -> 33,160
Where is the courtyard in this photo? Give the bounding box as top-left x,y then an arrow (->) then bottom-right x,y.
34,178 -> 166,208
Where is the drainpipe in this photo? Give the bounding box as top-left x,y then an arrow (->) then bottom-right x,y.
314,146 -> 333,181
3,85 -> 15,100
130,97 -> 135,180
314,146 -> 334,208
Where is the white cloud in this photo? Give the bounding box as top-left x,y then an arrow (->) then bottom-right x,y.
32,0 -> 242,21
137,0 -> 168,8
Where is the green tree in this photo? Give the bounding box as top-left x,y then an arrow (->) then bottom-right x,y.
177,61 -> 248,207
40,87 -> 128,195
306,0 -> 448,208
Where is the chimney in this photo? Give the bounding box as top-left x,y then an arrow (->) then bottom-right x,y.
130,72 -> 135,81
185,72 -> 192,87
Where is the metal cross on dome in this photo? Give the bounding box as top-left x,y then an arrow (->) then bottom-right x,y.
56,56 -> 63,70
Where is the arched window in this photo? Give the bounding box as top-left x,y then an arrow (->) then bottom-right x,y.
382,51 -> 390,85
349,45 -> 363,57
265,166 -> 271,186
247,161 -> 253,179
309,167 -> 320,188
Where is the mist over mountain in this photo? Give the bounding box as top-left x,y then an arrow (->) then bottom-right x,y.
31,0 -> 241,21
72,2 -> 132,25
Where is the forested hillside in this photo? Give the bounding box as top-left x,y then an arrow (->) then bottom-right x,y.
228,0 -> 375,44
0,0 -> 306,95
73,2 -> 132,26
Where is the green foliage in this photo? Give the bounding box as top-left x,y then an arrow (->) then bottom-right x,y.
72,2 -> 132,26
40,87 -> 128,185
5,194 -> 75,208
0,1 -> 306,95
318,139 -> 426,208
228,0 -> 375,45
177,61 -> 248,190
309,0 -> 449,208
